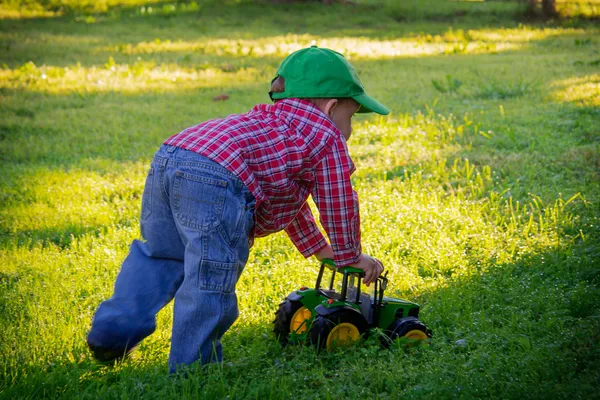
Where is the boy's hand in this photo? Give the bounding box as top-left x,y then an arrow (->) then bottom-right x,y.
314,248 -> 383,286
351,254 -> 384,286
314,244 -> 334,261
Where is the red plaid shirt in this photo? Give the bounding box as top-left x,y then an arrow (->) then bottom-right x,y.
164,98 -> 362,266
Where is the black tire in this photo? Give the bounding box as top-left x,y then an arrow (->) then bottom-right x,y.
273,299 -> 308,346
381,316 -> 432,348
308,309 -> 368,351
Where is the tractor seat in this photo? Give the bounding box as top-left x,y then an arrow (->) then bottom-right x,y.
318,289 -> 342,300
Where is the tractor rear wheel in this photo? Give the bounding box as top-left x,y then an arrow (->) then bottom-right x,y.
308,309 -> 368,351
381,316 -> 432,348
273,299 -> 311,346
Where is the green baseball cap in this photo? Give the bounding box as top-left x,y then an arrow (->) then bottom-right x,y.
270,46 -> 390,115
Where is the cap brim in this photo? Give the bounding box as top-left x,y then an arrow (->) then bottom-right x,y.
352,93 -> 390,115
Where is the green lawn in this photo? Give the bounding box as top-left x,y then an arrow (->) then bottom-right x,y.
1,0 -> 599,398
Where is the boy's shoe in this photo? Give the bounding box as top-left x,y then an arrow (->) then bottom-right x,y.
87,341 -> 138,364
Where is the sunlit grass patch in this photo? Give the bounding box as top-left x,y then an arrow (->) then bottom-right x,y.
466,26 -> 592,42
351,112 -> 468,174
556,0 -> 600,17
0,0 -> 165,19
100,33 -> 523,61
0,163 -> 146,248
0,7 -> 58,19
0,226 -> 138,376
0,60 -> 262,94
354,177 -> 576,296
551,73 -> 600,107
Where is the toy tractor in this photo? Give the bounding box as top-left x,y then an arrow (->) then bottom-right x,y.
273,259 -> 432,350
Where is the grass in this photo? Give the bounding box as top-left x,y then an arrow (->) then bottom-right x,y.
1,0 -> 599,398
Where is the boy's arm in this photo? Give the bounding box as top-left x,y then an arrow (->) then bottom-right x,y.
312,136 -> 362,267
284,202 -> 329,258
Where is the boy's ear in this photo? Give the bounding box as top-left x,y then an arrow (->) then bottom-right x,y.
323,98 -> 339,118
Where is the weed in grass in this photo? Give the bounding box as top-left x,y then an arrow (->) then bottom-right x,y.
432,74 -> 463,94
574,37 -> 592,46
475,80 -> 535,100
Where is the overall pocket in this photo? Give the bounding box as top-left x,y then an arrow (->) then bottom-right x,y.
173,170 -> 227,231
141,166 -> 154,220
199,259 -> 239,293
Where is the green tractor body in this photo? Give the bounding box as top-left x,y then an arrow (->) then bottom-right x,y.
274,259 -> 432,350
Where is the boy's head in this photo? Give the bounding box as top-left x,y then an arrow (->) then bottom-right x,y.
269,46 -> 389,139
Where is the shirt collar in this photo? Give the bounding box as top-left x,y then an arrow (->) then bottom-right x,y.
253,98 -> 342,138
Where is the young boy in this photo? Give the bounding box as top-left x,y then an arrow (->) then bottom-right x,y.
87,46 -> 388,373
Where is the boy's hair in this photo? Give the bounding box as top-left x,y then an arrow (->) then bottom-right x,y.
270,76 -> 351,110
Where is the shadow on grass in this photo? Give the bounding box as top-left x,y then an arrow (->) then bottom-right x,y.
415,239 -> 600,387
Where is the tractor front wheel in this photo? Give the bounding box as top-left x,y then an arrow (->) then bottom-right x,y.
308,309 -> 368,351
381,316 -> 432,348
273,299 -> 311,346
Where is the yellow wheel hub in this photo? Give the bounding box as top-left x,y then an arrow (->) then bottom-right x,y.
404,329 -> 428,341
326,322 -> 360,349
290,306 -> 312,334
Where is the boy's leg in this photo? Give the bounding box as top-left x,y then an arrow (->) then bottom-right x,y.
87,150 -> 185,361
166,152 -> 255,373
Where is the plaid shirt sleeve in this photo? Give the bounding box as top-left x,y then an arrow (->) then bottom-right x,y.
312,135 -> 362,267
284,202 -> 329,258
